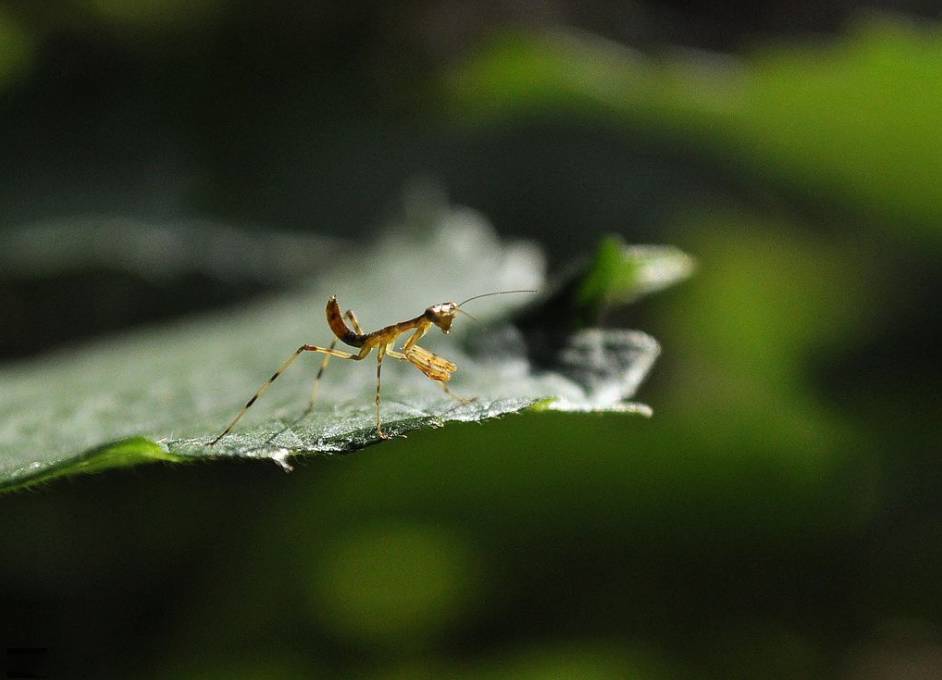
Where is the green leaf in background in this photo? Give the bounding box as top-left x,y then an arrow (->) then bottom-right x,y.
577,237 -> 695,323
0,201 -> 691,492
450,15 -> 942,241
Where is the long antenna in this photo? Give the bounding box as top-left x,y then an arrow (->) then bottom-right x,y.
457,289 -> 537,307
455,308 -> 480,323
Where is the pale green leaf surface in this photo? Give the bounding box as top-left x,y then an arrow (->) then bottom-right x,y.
0,206 -> 684,491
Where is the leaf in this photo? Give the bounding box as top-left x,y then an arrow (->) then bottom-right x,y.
538,236 -> 694,330
0,201 -> 688,492
449,17 -> 942,241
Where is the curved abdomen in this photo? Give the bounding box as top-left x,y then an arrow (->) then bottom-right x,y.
326,297 -> 365,347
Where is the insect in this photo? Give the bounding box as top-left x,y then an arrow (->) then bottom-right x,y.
210,289 -> 535,445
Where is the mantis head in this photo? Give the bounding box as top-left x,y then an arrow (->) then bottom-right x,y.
424,302 -> 459,334
424,289 -> 536,334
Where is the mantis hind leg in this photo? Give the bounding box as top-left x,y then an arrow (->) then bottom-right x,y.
210,343 -> 359,446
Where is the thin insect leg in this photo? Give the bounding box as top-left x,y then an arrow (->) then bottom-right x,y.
375,346 -> 388,439
210,344 -> 359,446
301,344 -> 358,359
402,324 -> 428,352
345,309 -> 364,335
307,338 -> 338,411
441,382 -> 477,405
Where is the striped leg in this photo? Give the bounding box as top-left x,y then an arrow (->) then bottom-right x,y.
210,343 -> 359,446
308,309 -> 363,411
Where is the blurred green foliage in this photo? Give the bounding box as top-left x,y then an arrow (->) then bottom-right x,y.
309,522 -> 482,647
0,5 -> 33,84
451,16 -> 942,240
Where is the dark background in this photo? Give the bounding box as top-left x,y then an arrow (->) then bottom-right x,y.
1,1 -> 941,678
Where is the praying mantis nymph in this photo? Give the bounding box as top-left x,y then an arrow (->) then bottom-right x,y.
209,290 -> 535,445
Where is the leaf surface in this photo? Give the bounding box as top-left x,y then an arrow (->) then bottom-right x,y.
0,204 -> 689,491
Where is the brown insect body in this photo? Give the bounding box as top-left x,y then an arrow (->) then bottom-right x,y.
327,297 -> 458,350
210,290 -> 533,445
326,297 -> 366,347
